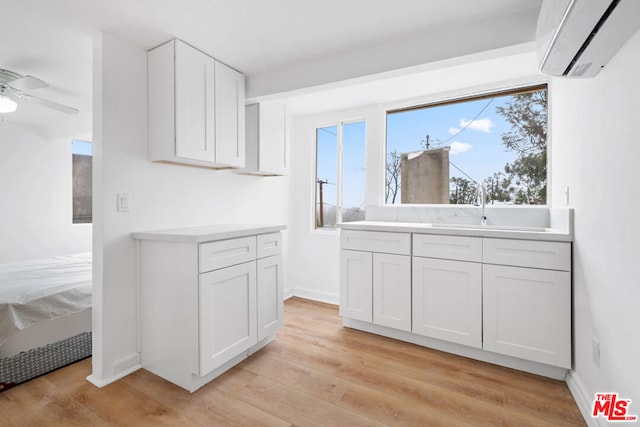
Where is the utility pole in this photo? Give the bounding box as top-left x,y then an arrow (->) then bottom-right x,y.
317,179 -> 328,227
424,134 -> 431,149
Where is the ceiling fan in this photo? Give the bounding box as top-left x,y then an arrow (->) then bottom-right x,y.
0,68 -> 78,115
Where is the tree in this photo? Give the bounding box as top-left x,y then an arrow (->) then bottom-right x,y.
495,89 -> 548,204
495,90 -> 547,154
449,177 -> 476,204
385,150 -> 401,204
483,172 -> 512,204
504,152 -> 547,204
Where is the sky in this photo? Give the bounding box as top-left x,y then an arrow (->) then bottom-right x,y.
72,140 -> 92,156
386,94 -> 518,190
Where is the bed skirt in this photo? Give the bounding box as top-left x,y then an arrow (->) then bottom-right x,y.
0,332 -> 91,392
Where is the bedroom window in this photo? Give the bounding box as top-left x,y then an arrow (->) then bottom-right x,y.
72,140 -> 92,224
315,121 -> 366,229
385,84 -> 547,205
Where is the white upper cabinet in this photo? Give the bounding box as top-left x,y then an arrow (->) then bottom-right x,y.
214,61 -> 245,167
148,39 -> 245,168
237,102 -> 287,176
174,40 -> 215,162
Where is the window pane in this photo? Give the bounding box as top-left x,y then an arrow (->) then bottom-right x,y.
341,121 -> 366,223
316,126 -> 338,228
72,140 -> 92,224
385,86 -> 547,205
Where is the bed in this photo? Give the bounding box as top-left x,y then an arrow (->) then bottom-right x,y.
0,252 -> 92,390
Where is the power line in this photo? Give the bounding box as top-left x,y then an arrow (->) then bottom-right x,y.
449,160 -> 478,184
436,98 -> 495,145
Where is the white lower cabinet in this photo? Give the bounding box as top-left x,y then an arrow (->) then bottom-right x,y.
135,228 -> 284,392
339,229 -> 572,373
257,254 -> 284,341
412,257 -> 482,348
482,264 -> 571,368
339,249 -> 373,322
373,253 -> 411,331
339,230 -> 411,330
199,261 -> 257,376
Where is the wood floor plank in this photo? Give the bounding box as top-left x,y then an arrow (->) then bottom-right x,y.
237,374 -> 386,426
246,343 -> 476,427
276,324 -> 507,406
0,375 -> 109,427
240,351 -> 349,404
123,368 -> 292,427
0,296 -> 585,426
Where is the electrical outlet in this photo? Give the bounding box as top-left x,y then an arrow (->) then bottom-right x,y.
592,337 -> 600,368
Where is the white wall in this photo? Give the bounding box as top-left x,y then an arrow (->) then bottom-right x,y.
0,122 -> 92,262
287,51 -> 542,304
550,31 -> 640,416
90,33 -> 288,385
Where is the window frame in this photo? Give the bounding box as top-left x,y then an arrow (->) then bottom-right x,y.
313,118 -> 367,231
382,80 -> 550,207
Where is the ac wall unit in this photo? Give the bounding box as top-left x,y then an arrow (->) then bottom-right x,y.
536,0 -> 640,77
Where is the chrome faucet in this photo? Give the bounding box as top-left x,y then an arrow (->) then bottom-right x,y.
475,183 -> 487,226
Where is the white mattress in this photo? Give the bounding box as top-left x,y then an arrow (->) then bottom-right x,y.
0,252 -> 92,346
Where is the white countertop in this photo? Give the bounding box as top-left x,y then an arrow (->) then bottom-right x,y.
132,224 -> 286,243
338,221 -> 573,242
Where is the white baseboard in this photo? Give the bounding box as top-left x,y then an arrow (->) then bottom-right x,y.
86,363 -> 142,388
566,370 -> 601,427
286,287 -> 338,305
283,287 -> 295,300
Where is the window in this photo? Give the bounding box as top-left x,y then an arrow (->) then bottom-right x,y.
385,85 -> 547,205
315,121 -> 366,229
72,140 -> 92,224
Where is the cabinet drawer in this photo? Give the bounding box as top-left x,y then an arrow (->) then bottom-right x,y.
341,230 -> 410,255
413,234 -> 482,262
257,233 -> 282,259
199,236 -> 256,273
483,239 -> 571,271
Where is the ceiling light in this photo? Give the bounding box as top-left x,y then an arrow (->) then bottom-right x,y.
0,89 -> 18,113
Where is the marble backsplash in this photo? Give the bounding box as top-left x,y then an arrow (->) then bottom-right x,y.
366,205 -> 573,235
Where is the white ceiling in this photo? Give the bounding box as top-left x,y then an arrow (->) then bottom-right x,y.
0,0 -> 543,136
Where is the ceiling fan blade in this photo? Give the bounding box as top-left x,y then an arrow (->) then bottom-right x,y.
20,93 -> 78,114
9,75 -> 49,91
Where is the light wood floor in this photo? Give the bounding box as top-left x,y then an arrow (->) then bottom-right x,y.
0,297 -> 585,426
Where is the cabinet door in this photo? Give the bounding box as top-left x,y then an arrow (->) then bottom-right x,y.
483,264 -> 571,368
412,257 -> 482,348
373,253 -> 411,331
259,102 -> 287,175
257,254 -> 283,341
340,250 -> 372,322
215,60 -> 245,167
199,261 -> 257,376
174,40 -> 215,162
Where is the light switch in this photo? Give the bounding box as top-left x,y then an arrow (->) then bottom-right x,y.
117,193 -> 130,213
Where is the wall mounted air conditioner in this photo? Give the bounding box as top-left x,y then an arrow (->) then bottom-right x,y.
537,0 -> 640,77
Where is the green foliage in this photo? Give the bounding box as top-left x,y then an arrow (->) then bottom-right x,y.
483,172 -> 513,204
449,177 -> 476,204
495,90 -> 547,154
504,152 -> 547,204
493,89 -> 548,205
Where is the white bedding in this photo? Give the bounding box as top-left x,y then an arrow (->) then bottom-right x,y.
0,252 -> 92,346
